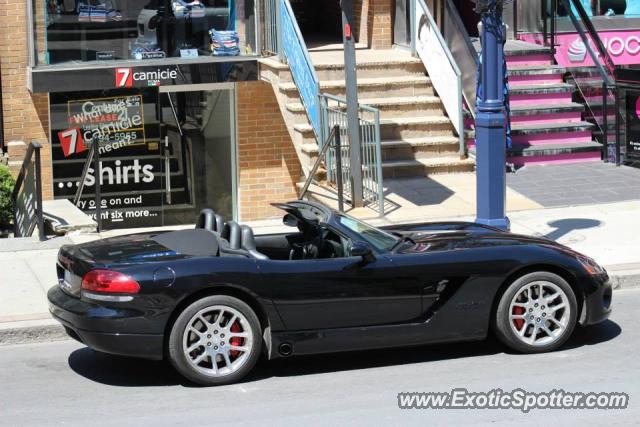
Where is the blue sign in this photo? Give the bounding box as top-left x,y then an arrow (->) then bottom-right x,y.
280,0 -> 321,137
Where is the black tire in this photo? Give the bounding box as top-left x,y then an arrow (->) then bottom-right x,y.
168,295 -> 262,386
494,272 -> 578,353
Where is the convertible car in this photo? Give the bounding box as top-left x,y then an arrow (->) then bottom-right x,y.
48,201 -> 612,386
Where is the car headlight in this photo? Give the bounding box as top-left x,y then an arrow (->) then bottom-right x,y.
576,255 -> 606,276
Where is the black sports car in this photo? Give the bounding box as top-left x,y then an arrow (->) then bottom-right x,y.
48,201 -> 612,386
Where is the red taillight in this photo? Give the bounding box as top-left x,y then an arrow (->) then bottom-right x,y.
81,270 -> 140,294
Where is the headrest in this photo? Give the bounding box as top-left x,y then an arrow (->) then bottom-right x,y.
240,225 -> 256,251
214,214 -> 224,233
195,209 -> 215,231
222,221 -> 242,250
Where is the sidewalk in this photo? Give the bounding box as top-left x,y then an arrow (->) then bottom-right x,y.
2,196 -> 640,345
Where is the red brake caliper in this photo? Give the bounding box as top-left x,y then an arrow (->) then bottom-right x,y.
513,306 -> 525,330
229,321 -> 242,358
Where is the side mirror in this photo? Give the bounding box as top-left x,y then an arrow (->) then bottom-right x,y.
283,214 -> 299,228
350,242 -> 375,263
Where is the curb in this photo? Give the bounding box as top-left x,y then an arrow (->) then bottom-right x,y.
0,319 -> 67,346
606,264 -> 640,291
1,271 -> 638,347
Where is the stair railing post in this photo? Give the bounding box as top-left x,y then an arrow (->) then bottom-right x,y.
33,142 -> 45,241
603,82 -> 609,163
340,0 -> 363,208
335,126 -> 344,213
276,0 -> 284,62
615,86 -> 621,166
94,142 -> 102,232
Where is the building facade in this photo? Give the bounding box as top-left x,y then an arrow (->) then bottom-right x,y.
0,0 -> 398,230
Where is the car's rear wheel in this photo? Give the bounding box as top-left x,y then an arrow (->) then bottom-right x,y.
168,295 -> 262,386
494,272 -> 578,353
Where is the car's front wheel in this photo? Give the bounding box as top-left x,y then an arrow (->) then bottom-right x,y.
168,295 -> 262,386
494,272 -> 578,353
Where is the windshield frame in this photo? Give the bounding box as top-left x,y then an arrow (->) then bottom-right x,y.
334,213 -> 400,252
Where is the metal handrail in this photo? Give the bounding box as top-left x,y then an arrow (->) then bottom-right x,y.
298,125 -> 344,211
73,144 -> 94,207
411,0 -> 465,156
319,93 -> 385,215
72,142 -> 102,232
11,141 -> 45,240
561,0 -> 615,85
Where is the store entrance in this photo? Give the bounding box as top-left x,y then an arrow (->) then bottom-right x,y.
158,85 -> 237,226
290,0 -> 343,49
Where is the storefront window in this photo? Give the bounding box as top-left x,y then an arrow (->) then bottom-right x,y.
50,86 -> 237,229
33,0 -> 256,66
556,0 -> 640,17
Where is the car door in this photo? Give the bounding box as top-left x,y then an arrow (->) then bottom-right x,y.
258,253 -> 423,331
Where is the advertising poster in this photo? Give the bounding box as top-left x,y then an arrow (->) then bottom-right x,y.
625,91 -> 640,163
51,90 -> 165,229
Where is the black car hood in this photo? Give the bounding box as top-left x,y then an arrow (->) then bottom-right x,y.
385,222 -> 569,255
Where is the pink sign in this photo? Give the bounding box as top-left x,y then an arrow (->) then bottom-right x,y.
521,30 -> 640,67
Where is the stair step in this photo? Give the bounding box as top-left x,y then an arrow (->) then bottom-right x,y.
512,141 -> 603,157
294,116 -> 452,134
469,141 -> 602,157
510,102 -> 585,116
465,102 -> 585,119
510,121 -> 594,135
382,157 -> 475,178
279,75 -> 431,93
286,95 -> 442,113
509,83 -> 574,95
507,65 -> 567,76
465,121 -> 595,141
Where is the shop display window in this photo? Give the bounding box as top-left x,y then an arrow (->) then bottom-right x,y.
33,0 -> 256,65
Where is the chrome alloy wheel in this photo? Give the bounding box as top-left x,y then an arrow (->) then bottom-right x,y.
509,281 -> 571,347
182,305 -> 253,377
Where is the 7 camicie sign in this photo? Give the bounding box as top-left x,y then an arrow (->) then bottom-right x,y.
115,67 -> 179,88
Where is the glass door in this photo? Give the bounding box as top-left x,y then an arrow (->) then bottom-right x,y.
158,84 -> 237,225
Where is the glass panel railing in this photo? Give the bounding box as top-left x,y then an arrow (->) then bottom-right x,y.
31,0 -> 258,67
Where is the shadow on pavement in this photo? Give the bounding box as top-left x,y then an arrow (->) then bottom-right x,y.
67,320 -> 621,387
68,349 -> 186,387
545,218 -> 603,242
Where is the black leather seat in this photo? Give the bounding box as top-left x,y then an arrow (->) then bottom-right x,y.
240,225 -> 269,260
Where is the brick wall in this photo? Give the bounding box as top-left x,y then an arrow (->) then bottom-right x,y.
236,81 -> 301,221
0,0 -> 52,198
368,0 -> 393,49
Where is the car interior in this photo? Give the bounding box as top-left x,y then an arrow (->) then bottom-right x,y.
194,206 -> 351,261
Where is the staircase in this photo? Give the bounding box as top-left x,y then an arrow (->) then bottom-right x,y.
468,41 -> 602,166
260,48 -> 474,183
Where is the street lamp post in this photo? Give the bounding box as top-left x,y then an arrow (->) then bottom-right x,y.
474,0 -> 510,230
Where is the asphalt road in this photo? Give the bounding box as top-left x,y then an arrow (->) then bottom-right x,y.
1,290 -> 639,427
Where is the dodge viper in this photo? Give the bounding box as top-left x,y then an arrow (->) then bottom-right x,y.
48,201 -> 612,385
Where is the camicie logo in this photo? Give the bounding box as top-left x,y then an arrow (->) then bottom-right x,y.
115,67 -> 179,88
58,128 -> 87,157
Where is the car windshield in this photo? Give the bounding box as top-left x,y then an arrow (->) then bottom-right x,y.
336,214 -> 399,252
